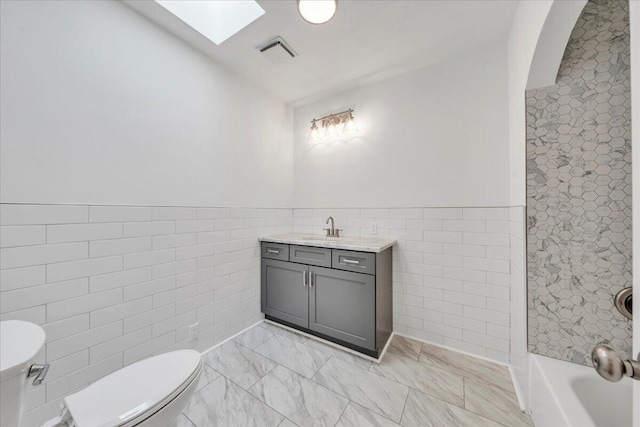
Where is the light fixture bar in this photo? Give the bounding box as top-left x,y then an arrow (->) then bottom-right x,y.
312,109 -> 353,125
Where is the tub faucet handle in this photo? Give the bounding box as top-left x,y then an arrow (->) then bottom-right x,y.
591,344 -> 640,382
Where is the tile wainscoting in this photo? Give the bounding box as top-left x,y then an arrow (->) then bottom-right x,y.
0,203 -> 292,426
294,207 -> 524,364
1,204 -> 529,424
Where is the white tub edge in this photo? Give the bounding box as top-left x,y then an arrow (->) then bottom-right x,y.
529,354 -> 583,427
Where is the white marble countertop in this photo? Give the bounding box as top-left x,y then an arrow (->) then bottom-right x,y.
259,233 -> 396,253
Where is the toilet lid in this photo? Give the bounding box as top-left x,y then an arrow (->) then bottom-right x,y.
63,350 -> 201,427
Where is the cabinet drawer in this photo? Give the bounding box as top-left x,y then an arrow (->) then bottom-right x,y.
261,242 -> 289,261
290,245 -> 332,268
332,250 -> 376,275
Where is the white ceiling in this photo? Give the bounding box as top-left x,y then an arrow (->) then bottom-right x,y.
126,1 -> 518,105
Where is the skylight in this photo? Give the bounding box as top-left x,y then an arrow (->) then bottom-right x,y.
155,0 -> 265,45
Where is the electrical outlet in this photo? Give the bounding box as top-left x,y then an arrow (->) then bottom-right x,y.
369,222 -> 377,235
189,322 -> 200,342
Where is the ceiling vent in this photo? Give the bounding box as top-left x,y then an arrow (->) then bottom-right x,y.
257,37 -> 297,64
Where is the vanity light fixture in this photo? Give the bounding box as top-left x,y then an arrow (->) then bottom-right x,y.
298,0 -> 337,25
308,109 -> 358,142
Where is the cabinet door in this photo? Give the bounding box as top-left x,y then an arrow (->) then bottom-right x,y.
309,266 -> 376,351
262,259 -> 309,328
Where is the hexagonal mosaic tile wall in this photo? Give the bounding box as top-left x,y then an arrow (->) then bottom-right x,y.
526,0 -> 632,365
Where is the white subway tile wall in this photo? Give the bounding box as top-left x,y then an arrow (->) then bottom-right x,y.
1,204 -> 519,424
293,207 -> 513,362
0,204 -> 292,426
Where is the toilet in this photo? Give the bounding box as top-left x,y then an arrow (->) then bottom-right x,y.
43,350 -> 203,427
0,321 -> 203,427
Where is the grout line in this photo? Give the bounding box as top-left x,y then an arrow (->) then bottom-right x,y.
334,399 -> 351,426
181,411 -> 197,427
398,386 -> 411,424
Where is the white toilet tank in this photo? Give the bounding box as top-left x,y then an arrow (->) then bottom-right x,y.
0,320 -> 47,427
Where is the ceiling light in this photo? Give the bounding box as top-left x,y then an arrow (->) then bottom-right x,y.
155,0 -> 265,45
298,0 -> 337,25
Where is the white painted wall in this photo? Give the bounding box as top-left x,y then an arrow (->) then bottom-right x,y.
292,42 -> 510,209
0,0 -> 293,208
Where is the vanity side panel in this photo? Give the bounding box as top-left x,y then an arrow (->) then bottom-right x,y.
376,247 -> 393,353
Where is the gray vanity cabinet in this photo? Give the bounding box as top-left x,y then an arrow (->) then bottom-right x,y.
309,266 -> 375,350
260,241 -> 392,358
261,259 -> 309,329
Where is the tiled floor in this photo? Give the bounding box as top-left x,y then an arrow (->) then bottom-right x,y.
178,322 -> 532,427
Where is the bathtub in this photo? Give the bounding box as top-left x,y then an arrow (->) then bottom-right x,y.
530,354 -> 633,427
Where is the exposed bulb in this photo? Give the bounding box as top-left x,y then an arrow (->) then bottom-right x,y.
342,111 -> 358,137
308,120 -> 322,142
298,0 -> 337,25
324,117 -> 340,139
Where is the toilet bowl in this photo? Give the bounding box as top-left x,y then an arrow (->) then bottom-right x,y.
43,349 -> 203,427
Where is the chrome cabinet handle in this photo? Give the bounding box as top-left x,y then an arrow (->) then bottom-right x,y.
342,258 -> 360,265
266,248 -> 281,254
592,344 -> 640,381
309,272 -> 314,287
303,271 -> 307,287
28,363 -> 49,386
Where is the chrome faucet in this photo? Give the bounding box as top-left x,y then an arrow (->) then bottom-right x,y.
324,216 -> 342,237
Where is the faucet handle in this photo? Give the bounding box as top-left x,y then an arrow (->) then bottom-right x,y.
335,229 -> 343,238
323,228 -> 332,237
591,343 -> 640,382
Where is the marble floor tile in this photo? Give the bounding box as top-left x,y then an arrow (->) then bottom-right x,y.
253,333 -> 331,378
233,323 -> 275,349
420,342 -> 514,392
203,341 -> 275,389
195,364 -> 221,391
304,337 -> 373,369
400,388 -> 503,427
279,419 -> 299,427
177,413 -> 195,427
312,357 -> 409,423
260,321 -> 309,343
249,365 -> 349,427
335,402 -> 401,427
386,335 -> 422,361
464,378 -> 533,426
369,352 -> 464,407
184,376 -> 283,427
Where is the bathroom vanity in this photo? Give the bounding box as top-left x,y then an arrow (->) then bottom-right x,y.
259,234 -> 395,358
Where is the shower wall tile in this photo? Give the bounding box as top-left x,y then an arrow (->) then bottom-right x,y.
0,203 -> 292,425
293,206 -> 513,362
526,0 -> 632,365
